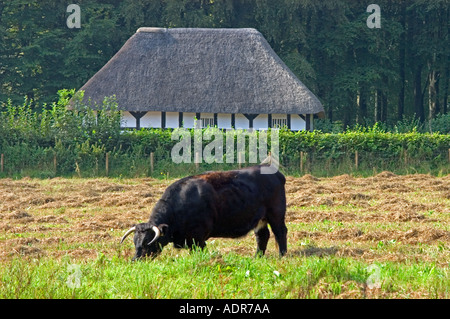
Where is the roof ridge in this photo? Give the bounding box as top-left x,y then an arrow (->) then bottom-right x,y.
136,27 -> 260,34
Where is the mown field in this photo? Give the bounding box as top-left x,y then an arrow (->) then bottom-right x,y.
0,172 -> 449,298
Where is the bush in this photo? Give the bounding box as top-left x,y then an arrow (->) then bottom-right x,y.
429,113 -> 450,134
0,93 -> 449,178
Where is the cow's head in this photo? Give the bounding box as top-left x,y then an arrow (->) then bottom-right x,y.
120,223 -> 169,260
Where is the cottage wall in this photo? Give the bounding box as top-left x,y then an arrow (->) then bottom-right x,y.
141,111 -> 160,128
121,111 -> 311,131
291,114 -> 306,131
253,114 -> 268,130
182,112 -> 196,128
122,111 -> 136,128
217,114 -> 232,129
166,112 -> 179,128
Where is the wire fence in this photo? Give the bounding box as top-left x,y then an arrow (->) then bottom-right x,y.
1,146 -> 448,178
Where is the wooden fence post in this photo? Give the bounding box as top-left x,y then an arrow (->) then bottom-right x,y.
238,152 -> 243,169
105,152 -> 109,176
53,153 -> 57,173
1,154 -> 3,173
150,152 -> 154,175
195,152 -> 200,171
75,161 -> 81,178
355,151 -> 359,170
300,151 -> 304,173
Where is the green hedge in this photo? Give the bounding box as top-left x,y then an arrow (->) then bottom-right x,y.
1,125 -> 448,178
277,129 -> 449,175
0,94 -> 449,178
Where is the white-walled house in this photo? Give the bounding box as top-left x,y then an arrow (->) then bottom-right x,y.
76,27 -> 324,131
121,111 -> 313,131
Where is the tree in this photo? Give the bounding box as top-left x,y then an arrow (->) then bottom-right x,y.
0,0 -> 448,127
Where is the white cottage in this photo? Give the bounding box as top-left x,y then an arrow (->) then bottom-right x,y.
77,27 -> 324,131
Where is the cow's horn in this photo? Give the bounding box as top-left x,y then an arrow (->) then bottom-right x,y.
147,226 -> 161,246
120,226 -> 136,244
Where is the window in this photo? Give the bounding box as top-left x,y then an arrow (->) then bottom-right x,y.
271,117 -> 287,128
201,117 -> 215,128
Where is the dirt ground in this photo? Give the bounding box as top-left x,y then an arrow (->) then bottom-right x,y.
1,172 -> 449,264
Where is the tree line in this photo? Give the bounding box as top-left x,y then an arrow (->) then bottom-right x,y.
0,0 -> 448,129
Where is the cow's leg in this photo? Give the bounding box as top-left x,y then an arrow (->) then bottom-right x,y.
270,222 -> 287,257
266,191 -> 288,257
267,211 -> 287,257
254,222 -> 270,257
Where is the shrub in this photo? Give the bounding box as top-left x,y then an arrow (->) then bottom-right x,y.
0,93 -> 448,178
429,113 -> 450,134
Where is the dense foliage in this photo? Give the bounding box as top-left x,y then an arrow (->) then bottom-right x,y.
0,95 -> 448,178
0,0 -> 448,128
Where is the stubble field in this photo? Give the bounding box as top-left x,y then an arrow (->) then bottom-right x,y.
0,171 -> 449,298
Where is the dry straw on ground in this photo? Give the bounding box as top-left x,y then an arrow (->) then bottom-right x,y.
0,172 -> 449,265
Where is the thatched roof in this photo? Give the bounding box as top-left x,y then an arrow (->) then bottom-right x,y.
77,27 -> 324,116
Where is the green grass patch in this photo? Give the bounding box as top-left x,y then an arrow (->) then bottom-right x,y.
1,249 -> 449,299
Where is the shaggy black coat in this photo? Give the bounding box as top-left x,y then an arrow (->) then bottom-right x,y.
129,165 -> 287,259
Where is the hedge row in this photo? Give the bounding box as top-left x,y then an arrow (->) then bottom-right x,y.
0,95 -> 449,177
1,126 -> 448,178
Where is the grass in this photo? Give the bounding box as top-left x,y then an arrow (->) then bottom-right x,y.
0,172 -> 449,298
2,250 -> 449,298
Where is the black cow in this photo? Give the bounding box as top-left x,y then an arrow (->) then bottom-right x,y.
120,165 -> 287,260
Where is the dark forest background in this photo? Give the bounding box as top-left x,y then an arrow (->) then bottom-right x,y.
0,0 -> 448,129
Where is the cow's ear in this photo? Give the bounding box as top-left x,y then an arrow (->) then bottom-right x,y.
158,224 -> 169,236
